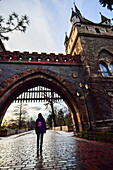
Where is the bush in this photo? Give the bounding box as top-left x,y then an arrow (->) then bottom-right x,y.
78,129 -> 113,144
0,127 -> 8,131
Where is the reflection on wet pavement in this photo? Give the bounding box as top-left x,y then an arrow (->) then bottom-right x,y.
0,130 -> 113,169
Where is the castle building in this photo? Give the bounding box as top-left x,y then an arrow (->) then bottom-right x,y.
0,39 -> 6,52
64,4 -> 113,131
0,5 -> 113,133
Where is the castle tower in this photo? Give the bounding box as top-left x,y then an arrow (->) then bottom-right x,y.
65,4 -> 113,131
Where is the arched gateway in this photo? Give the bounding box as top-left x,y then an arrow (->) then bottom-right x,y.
0,51 -> 89,133
1,5 -> 113,133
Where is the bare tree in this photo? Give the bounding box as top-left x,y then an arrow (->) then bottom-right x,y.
40,87 -> 62,127
44,91 -> 57,127
0,12 -> 29,40
13,102 -> 28,129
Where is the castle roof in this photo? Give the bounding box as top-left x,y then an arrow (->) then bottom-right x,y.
70,3 -> 112,26
99,12 -> 111,25
0,39 -> 6,52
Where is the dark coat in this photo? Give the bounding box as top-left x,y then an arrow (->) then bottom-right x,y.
35,116 -> 46,134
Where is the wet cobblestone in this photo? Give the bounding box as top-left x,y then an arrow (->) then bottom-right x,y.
0,130 -> 113,169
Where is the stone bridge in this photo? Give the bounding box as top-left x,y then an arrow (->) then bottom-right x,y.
0,51 -> 89,133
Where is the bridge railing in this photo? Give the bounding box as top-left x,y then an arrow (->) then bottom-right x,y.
0,51 -> 81,65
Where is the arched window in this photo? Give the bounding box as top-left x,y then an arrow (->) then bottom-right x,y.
99,62 -> 110,76
110,63 -> 113,73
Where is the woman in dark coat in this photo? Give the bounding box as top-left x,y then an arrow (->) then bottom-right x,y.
35,113 -> 46,152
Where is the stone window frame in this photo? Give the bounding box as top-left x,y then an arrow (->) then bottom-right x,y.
99,59 -> 113,77
110,62 -> 113,74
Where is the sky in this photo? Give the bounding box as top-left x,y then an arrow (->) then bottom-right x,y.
0,0 -> 113,54
3,89 -> 68,123
3,100 -> 68,123
1,0 -> 113,123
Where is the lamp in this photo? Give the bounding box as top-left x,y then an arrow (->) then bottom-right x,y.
76,82 -> 92,130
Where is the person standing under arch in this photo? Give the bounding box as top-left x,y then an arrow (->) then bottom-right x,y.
35,113 -> 46,153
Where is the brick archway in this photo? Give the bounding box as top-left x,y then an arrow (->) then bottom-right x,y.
0,68 -> 84,132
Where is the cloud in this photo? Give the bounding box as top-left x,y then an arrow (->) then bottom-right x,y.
30,106 -> 41,111
2,0 -> 63,53
3,100 -> 69,122
1,0 -> 113,54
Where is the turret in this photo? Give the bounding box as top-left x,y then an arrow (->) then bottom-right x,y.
0,39 -> 6,52
70,3 -> 93,26
70,4 -> 81,25
64,32 -> 69,53
100,12 -> 112,26
64,4 -> 113,55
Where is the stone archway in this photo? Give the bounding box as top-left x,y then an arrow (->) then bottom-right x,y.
0,68 -> 85,132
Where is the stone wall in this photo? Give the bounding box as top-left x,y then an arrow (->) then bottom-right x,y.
66,18 -> 113,131
54,125 -> 74,132
0,128 -> 28,137
78,25 -> 113,130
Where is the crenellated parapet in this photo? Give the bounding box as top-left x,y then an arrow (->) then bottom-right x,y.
0,51 -> 81,65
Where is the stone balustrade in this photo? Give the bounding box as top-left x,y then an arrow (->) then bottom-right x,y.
54,125 -> 74,132
0,128 -> 28,136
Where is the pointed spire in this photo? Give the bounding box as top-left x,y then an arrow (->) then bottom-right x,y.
74,2 -> 81,15
70,3 -> 93,25
64,32 -> 69,53
100,12 -> 110,23
71,8 -> 76,18
64,32 -> 69,44
70,8 -> 76,23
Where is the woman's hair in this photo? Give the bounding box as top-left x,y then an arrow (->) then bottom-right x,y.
38,113 -> 42,118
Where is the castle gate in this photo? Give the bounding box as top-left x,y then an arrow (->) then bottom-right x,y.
0,51 -> 89,133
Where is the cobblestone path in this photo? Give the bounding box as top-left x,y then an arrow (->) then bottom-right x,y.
0,130 -> 113,170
